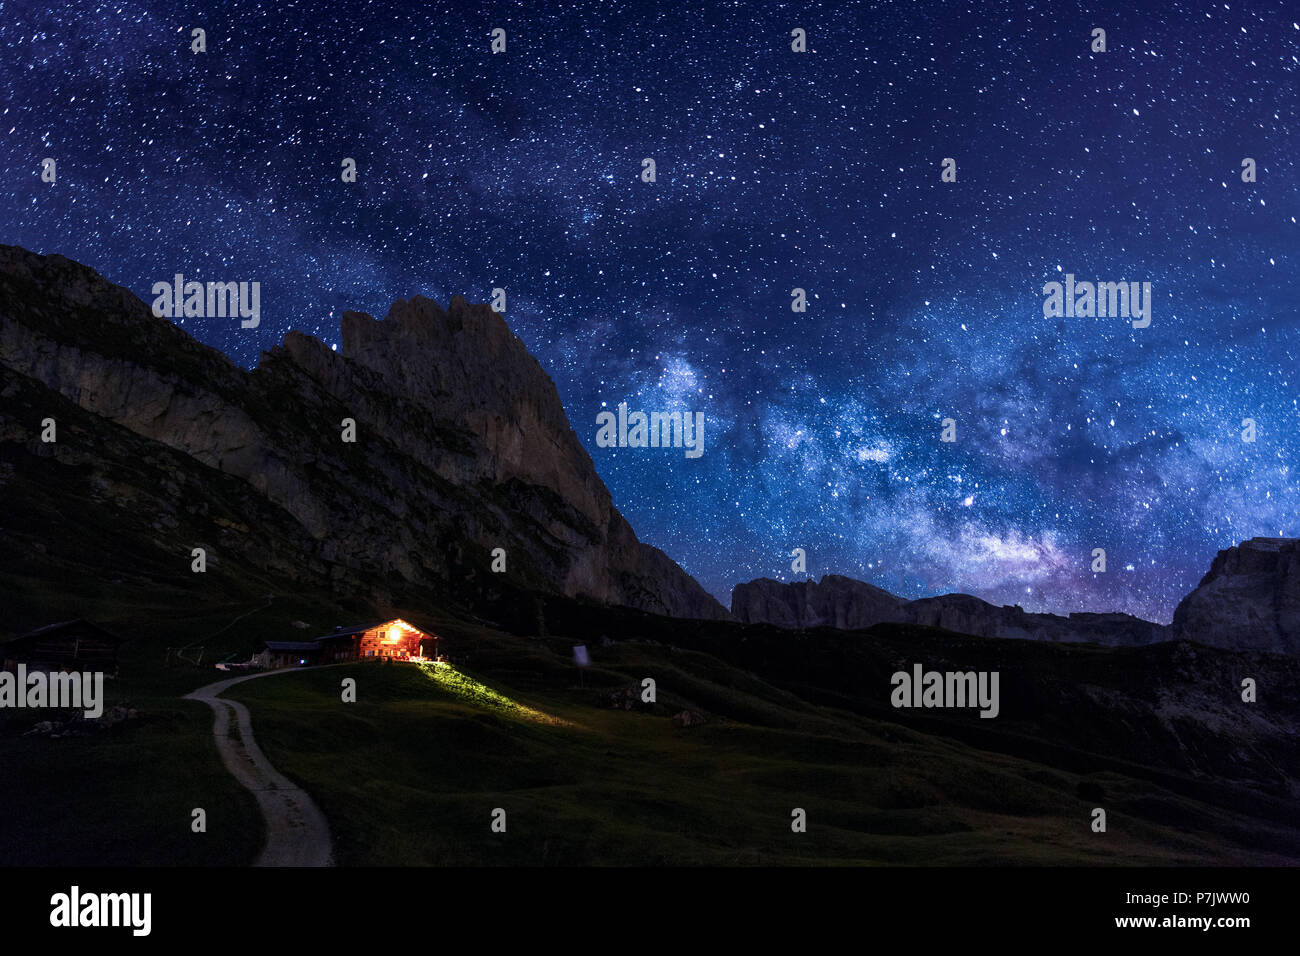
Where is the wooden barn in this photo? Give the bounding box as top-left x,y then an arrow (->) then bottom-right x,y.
0,620 -> 125,674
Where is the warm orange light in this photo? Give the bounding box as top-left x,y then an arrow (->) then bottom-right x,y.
376,618 -> 426,645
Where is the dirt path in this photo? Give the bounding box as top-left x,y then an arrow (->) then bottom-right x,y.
184,669 -> 334,867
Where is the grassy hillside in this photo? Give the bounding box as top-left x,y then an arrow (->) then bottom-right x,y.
0,586 -> 354,865
3,560 -> 1297,867
224,621 -> 1300,866
0,692 -> 262,866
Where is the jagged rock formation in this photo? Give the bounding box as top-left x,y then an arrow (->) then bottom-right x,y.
729,574 -> 907,629
1173,537 -> 1300,654
0,245 -> 728,622
732,576 -> 1170,646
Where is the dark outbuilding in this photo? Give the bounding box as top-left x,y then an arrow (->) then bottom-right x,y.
0,619 -> 125,674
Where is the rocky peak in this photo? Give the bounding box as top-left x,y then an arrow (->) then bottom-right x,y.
0,244 -> 728,622
339,295 -> 610,528
731,575 -> 907,630
1172,538 -> 1300,653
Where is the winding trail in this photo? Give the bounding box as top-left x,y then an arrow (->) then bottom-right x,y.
184,668 -> 334,867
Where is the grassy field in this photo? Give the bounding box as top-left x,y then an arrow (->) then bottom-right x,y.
3,556 -> 1297,867
223,627 -> 1300,866
0,692 -> 261,866
0,591 -> 345,867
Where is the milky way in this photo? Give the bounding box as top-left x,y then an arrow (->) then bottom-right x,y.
3,1 -> 1298,621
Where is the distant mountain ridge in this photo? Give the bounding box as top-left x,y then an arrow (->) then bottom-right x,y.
731,575 -> 1169,646
734,536 -> 1300,653
0,245 -> 728,624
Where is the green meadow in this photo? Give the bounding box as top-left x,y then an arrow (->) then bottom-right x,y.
221,624 -> 1298,866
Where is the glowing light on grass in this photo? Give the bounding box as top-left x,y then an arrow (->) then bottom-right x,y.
416,662 -> 569,726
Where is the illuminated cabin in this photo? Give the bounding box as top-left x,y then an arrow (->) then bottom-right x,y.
311,619 -> 436,664
251,619 -> 438,670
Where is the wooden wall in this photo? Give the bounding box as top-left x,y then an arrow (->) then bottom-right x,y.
356,624 -> 425,659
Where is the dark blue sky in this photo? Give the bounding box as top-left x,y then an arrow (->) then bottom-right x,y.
4,1 -> 1298,621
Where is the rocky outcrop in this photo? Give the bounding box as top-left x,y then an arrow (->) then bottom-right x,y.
731,575 -> 906,629
1173,538 -> 1300,654
733,576 -> 1170,646
0,245 -> 728,621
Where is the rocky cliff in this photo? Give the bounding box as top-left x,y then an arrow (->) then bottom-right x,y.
1172,537 -> 1300,654
732,576 -> 1170,646
730,574 -> 907,629
0,245 -> 728,622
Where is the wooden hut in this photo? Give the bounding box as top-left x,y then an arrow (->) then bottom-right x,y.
0,620 -> 125,674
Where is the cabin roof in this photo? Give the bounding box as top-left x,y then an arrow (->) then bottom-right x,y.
262,641 -> 322,651
311,618 -> 435,642
312,621 -> 388,641
0,619 -> 126,647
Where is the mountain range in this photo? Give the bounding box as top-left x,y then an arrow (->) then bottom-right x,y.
731,538 -> 1300,655
3,245 -> 1299,867
1,243 -> 1296,660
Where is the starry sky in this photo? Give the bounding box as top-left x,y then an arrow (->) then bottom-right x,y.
3,1 -> 1298,622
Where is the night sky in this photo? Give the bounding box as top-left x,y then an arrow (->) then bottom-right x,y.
4,1 -> 1298,622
